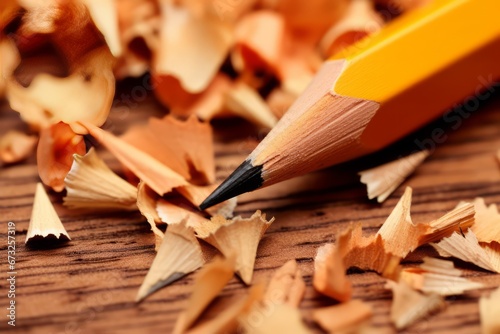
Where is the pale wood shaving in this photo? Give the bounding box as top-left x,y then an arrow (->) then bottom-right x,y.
156,198 -> 208,230
312,299 -> 373,333
313,243 -> 352,302
82,0 -> 121,57
195,210 -> 274,284
7,47 -> 115,134
0,37 -> 20,99
177,183 -> 237,218
154,2 -> 232,94
173,256 -> 235,334
359,150 -> 429,203
471,197 -> 500,245
63,148 -> 137,211
320,0 -> 383,57
79,121 -> 188,196
224,81 -> 278,129
480,286 -> 500,334
400,257 -> 483,296
386,280 -> 445,330
37,122 -> 86,192
26,183 -> 70,244
136,219 -> 204,301
121,115 -> 215,184
0,130 -> 37,165
421,202 -> 475,244
242,303 -> 311,334
266,88 -> 297,119
431,229 -> 500,273
137,182 -> 164,250
264,260 -> 305,307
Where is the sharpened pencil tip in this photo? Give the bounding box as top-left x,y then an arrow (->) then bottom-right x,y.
200,160 -> 264,210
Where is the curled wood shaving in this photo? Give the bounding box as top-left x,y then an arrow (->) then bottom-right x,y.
386,280 -> 445,330
121,115 -> 215,184
187,284 -> 264,334
400,257 -> 483,296
320,0 -> 383,57
37,122 -> 86,192
0,38 -> 20,99
313,243 -> 352,302
80,121 -> 188,196
0,130 -> 37,165
26,183 -> 70,244
431,229 -> 500,273
359,150 -> 429,203
177,183 -> 237,218
8,47 -> 115,134
136,182 -> 164,250
312,299 -> 373,333
154,2 -> 232,94
242,303 -> 311,334
136,219 -> 204,301
156,198 -> 208,230
195,210 -> 274,284
471,197 -> 500,245
480,286 -> 500,334
224,81 -> 278,129
264,260 -> 305,307
63,148 -> 137,211
173,256 -> 235,334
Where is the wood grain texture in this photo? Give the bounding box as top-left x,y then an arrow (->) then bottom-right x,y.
1,87 -> 500,334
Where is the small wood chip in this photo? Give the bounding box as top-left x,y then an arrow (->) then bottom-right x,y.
137,182 -> 164,251
265,259 -> 306,307
400,257 -> 483,296
386,280 -> 445,330
431,229 -> 500,273
156,198 -> 208,230
224,81 -> 278,129
313,243 -> 352,302
63,148 -> 137,211
312,300 -> 373,333
173,256 -> 235,334
195,210 -> 274,284
480,286 -> 500,334
242,303 -> 311,334
359,150 -> 429,203
37,122 -> 86,192
0,130 -> 37,164
80,121 -> 188,196
136,219 -> 204,301
26,183 -> 70,244
471,197 -> 500,245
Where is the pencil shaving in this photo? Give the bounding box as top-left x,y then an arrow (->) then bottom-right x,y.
224,81 -> 278,129
26,183 -> 70,244
0,130 -> 37,164
400,257 -> 483,296
480,286 -> 500,334
386,280 -> 445,330
471,198 -> 500,245
320,0 -> 384,57
431,229 -> 500,273
194,210 -> 274,284
264,260 -> 305,307
312,300 -> 373,333
80,121 -> 188,196
187,284 -> 264,334
63,148 -> 137,211
121,115 -> 215,184
137,182 -> 164,250
154,2 -> 232,94
136,219 -> 204,301
421,202 -> 475,244
177,183 -> 237,218
37,122 -> 86,192
313,243 -> 352,302
359,150 -> 429,203
173,256 -> 235,334
242,303 -> 311,334
156,199 -> 208,230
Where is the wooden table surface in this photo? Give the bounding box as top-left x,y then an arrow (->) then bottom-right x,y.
1,86 -> 500,334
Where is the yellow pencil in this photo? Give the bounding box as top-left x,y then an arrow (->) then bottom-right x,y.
200,0 -> 500,209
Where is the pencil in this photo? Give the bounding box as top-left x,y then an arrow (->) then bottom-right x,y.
200,0 -> 500,209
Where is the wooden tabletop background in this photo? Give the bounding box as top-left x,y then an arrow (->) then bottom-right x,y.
1,82 -> 500,334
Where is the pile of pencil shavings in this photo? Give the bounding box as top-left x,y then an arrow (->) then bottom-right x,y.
2,0 -> 500,333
